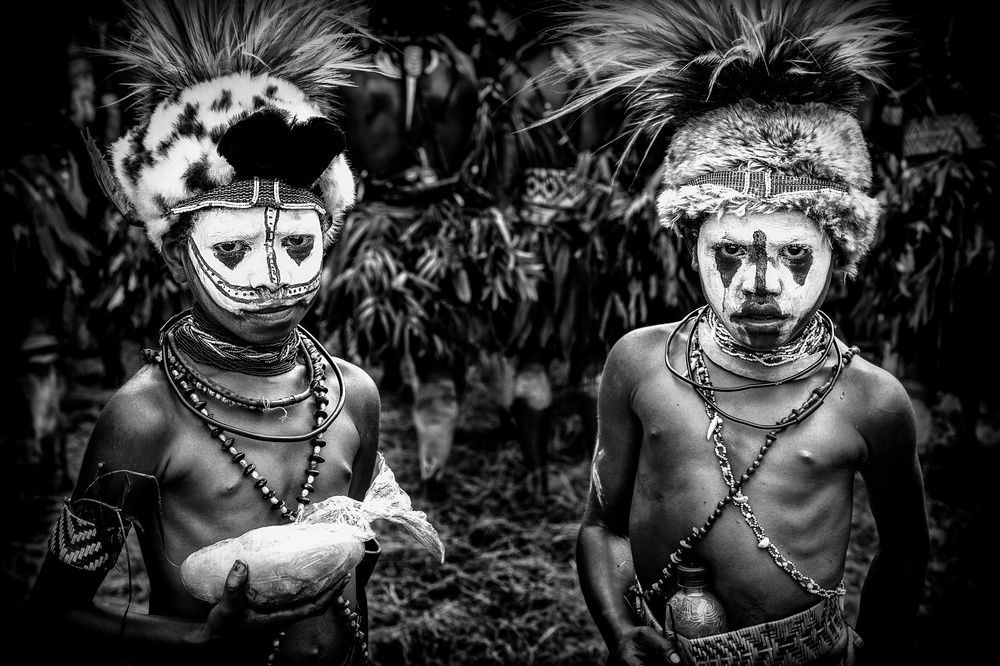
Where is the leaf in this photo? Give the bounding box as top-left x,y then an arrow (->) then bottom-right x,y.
453,269 -> 472,304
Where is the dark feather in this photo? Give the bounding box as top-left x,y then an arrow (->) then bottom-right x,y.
82,128 -> 140,224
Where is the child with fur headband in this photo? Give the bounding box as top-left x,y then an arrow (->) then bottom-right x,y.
24,2 -> 443,665
537,1 -> 930,664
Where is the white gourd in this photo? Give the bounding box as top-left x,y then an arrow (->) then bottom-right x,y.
179,523 -> 367,608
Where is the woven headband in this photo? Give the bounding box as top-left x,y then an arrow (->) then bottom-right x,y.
686,170 -> 850,198
170,177 -> 328,217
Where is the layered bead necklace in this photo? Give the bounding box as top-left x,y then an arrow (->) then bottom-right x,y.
172,307 -> 301,376
707,307 -> 828,367
644,306 -> 856,602
154,309 -> 346,521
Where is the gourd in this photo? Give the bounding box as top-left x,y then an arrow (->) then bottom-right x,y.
180,523 -> 367,609
180,452 -> 445,608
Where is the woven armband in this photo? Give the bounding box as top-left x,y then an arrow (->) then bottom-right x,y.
48,501 -> 132,573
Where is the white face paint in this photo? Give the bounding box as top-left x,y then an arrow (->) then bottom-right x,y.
179,206 -> 323,344
695,210 -> 834,350
187,207 -> 323,316
591,443 -> 606,508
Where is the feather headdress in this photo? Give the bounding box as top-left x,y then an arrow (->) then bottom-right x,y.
91,0 -> 375,252
538,0 -> 902,276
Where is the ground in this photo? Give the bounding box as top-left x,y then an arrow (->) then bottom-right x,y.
4,347 -> 994,665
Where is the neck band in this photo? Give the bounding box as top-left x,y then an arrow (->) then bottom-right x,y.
171,306 -> 300,376
708,309 -> 828,367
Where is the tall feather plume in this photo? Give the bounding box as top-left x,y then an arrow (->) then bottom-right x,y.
101,0 -> 375,119
535,0 -> 901,159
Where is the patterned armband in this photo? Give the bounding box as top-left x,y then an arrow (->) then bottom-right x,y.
48,500 -> 132,573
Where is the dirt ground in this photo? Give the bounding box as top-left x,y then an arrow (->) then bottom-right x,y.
5,348 -> 994,665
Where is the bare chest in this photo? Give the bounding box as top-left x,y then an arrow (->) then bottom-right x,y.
152,397 -> 360,556
627,373 -> 865,622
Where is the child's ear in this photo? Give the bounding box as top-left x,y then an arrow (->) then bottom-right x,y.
160,235 -> 189,285
681,228 -> 699,272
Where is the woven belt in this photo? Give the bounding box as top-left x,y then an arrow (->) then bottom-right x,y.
634,593 -> 847,666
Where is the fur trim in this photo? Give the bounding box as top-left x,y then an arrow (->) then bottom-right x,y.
319,154 -> 356,248
664,102 -> 872,188
95,0 -> 373,251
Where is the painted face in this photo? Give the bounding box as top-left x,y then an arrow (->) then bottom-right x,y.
184,206 -> 323,343
695,210 -> 834,350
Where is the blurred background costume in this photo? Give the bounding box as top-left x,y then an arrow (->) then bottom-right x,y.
473,1 -> 699,497
2,3 -> 104,606
315,0 -> 543,496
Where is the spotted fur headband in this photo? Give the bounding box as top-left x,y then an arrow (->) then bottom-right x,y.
88,0 -> 376,252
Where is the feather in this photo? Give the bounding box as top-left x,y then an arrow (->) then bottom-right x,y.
534,0 -> 902,156
98,0 -> 375,120
82,127 -> 140,224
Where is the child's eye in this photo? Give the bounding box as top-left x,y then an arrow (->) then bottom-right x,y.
782,246 -> 810,260
717,244 -> 745,258
212,240 -> 250,269
282,235 -> 316,264
282,235 -> 311,248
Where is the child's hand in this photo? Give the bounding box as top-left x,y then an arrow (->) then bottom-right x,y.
608,625 -> 685,666
200,559 -> 350,641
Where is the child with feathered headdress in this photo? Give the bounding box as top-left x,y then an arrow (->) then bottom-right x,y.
25,2 -> 444,664
537,1 -> 930,664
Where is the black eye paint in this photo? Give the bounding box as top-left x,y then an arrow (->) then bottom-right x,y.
788,250 -> 813,286
750,230 -> 768,294
213,243 -> 246,270
284,236 -> 315,265
714,247 -> 741,289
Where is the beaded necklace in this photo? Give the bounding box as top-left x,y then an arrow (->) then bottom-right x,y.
154,310 -> 347,521
642,307 -> 856,602
708,308 -> 827,367
267,597 -> 369,665
173,306 -> 301,376
663,307 -> 838,431
166,326 -> 317,412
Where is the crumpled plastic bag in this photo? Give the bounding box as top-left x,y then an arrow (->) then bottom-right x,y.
297,451 -> 446,563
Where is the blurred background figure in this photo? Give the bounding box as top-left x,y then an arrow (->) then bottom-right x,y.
1,2 -> 101,607
314,0 -> 542,500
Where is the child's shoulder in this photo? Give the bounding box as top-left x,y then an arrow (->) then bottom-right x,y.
840,343 -> 910,401
607,322 -> 684,370
76,363 -> 180,481
95,363 -> 179,442
836,341 -> 914,425
611,322 -> 676,354
330,357 -> 380,408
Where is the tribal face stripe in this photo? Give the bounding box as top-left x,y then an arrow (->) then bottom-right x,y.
186,206 -> 322,314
